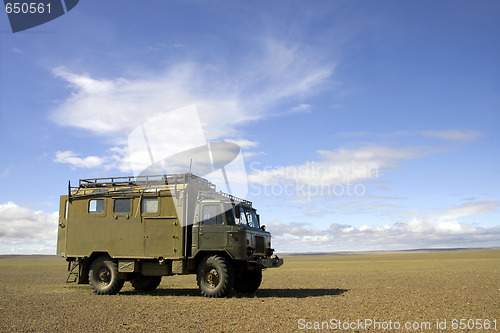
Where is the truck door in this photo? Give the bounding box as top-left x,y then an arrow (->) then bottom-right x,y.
142,197 -> 181,257
56,196 -> 69,255
144,217 -> 180,257
197,203 -> 225,250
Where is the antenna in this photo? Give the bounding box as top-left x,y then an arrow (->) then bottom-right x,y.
141,124 -> 155,166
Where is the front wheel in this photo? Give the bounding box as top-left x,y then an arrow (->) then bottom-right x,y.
196,255 -> 234,297
88,255 -> 124,295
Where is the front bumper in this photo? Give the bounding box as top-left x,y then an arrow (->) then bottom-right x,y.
254,256 -> 284,268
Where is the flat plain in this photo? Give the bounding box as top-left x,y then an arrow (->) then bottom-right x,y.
0,249 -> 498,332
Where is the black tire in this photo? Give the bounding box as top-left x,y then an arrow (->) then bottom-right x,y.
233,269 -> 262,293
131,275 -> 162,292
196,255 -> 234,297
88,255 -> 124,295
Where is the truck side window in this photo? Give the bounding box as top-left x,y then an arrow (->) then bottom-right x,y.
142,198 -> 158,213
89,199 -> 105,214
114,198 -> 131,214
235,206 -> 246,225
202,205 -> 222,225
224,203 -> 235,225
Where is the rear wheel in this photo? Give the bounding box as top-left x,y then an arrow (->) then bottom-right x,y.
131,275 -> 162,292
197,255 -> 234,297
88,255 -> 124,295
234,269 -> 262,293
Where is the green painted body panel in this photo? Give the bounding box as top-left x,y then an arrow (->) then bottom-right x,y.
193,224 -> 248,260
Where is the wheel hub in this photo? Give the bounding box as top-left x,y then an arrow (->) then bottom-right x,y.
205,268 -> 220,288
98,267 -> 111,284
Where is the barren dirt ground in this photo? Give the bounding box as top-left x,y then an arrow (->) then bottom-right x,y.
0,250 -> 498,332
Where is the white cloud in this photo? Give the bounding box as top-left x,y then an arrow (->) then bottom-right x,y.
336,130 -> 482,142
225,139 -> 265,160
248,144 -> 430,188
54,149 -> 127,171
54,151 -> 107,169
51,40 -> 334,141
0,202 -> 58,254
421,130 -> 482,142
265,221 -> 327,238
225,139 -> 259,149
288,103 -> 312,114
51,63 -> 232,137
406,216 -> 477,234
267,200 -> 500,253
440,200 -> 499,220
248,39 -> 335,102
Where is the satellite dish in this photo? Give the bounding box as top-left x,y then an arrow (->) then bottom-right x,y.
138,142 -> 240,178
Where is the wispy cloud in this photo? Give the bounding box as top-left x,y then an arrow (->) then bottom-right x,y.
54,148 -> 126,170
54,151 -> 107,169
248,144 -> 432,188
268,200 -> 500,253
51,39 -> 335,142
225,139 -> 259,149
288,103 -> 312,114
336,130 -> 483,142
420,130 -> 482,142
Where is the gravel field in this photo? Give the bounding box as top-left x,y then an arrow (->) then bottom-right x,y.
0,249 -> 498,332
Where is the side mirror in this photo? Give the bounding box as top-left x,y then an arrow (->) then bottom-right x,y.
260,225 -> 266,231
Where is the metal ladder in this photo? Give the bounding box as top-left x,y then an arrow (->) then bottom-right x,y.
66,261 -> 79,283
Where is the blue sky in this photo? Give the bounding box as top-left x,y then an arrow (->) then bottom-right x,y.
0,0 -> 499,254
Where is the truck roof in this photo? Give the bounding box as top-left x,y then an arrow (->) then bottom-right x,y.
69,172 -> 252,206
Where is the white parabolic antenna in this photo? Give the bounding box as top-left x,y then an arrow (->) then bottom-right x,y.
127,105 -> 248,200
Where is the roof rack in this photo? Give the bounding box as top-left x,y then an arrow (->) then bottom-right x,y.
198,190 -> 252,207
78,173 -> 216,190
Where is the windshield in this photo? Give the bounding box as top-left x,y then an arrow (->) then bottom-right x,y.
235,206 -> 260,229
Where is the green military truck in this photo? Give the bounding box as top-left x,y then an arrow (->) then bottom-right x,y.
57,173 -> 283,297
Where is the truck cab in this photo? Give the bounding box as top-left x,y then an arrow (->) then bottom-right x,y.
194,196 -> 276,262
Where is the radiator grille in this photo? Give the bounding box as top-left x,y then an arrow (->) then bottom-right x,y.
255,236 -> 265,253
